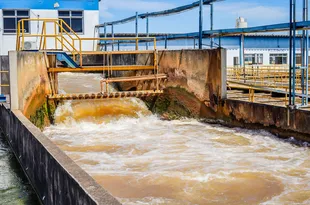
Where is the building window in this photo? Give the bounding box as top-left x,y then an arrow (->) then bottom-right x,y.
296,54 -> 302,65
58,11 -> 83,33
245,54 -> 263,65
270,54 -> 288,65
3,10 -> 30,33
233,57 -> 239,66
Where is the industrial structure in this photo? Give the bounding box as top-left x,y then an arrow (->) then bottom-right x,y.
0,0 -> 309,108
96,0 -> 310,108
2,1 -> 310,205
0,0 -> 100,55
100,33 -> 305,67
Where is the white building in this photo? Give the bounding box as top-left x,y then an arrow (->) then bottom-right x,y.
0,0 -> 100,55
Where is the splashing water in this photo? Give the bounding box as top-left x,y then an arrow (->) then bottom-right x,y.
44,73 -> 310,205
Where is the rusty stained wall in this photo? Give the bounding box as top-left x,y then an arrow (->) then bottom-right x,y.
158,49 -> 224,103
9,51 -> 51,118
217,100 -> 310,142
119,49 -> 226,111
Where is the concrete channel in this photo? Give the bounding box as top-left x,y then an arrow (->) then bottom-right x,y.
0,49 -> 310,204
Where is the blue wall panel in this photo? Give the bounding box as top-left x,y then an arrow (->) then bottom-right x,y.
0,0 -> 99,10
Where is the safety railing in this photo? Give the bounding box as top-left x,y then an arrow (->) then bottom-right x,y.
0,70 -> 9,103
16,19 -> 158,67
16,18 -> 165,98
227,65 -> 307,92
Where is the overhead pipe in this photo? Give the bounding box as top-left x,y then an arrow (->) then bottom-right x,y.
98,21 -> 310,44
96,0 -> 222,27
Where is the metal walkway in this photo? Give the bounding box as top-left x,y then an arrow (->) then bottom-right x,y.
48,90 -> 163,100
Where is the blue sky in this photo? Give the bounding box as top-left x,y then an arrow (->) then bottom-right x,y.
99,0 -> 303,33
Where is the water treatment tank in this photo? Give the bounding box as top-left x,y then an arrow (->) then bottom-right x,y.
236,17 -> 248,28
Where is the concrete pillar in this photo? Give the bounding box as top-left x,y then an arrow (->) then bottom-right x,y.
9,51 -> 18,110
221,49 -> 227,99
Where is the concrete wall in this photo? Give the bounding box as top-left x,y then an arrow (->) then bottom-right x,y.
217,100 -> 310,142
0,105 -> 121,205
9,51 -> 52,118
158,49 -> 226,102
115,49 -> 227,112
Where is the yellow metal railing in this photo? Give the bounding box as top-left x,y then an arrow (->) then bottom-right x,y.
0,71 -> 9,88
16,18 -> 158,67
0,70 -> 9,103
16,18 -> 165,97
227,65 -> 307,91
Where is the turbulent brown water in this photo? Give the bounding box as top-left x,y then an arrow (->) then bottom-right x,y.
44,73 -> 310,205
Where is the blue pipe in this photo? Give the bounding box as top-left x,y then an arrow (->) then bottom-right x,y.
303,0 -> 309,105
100,21 -> 310,42
96,0 -> 221,27
239,34 -> 244,67
292,0 -> 296,105
199,0 -> 203,49
302,0 -> 306,105
306,0 -> 309,105
104,23 -> 107,51
289,0 -> 293,106
210,4 -> 213,48
135,12 -> 138,37
111,24 -> 114,51
146,13 -> 149,50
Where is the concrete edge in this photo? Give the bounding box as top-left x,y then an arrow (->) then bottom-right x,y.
11,109 -> 122,205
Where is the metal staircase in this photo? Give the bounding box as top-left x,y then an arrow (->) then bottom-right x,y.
53,52 -> 79,68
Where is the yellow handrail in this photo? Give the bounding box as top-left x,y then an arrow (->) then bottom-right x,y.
60,19 -> 81,41
16,18 -> 158,69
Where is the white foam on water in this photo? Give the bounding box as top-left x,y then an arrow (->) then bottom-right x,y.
43,73 -> 310,205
